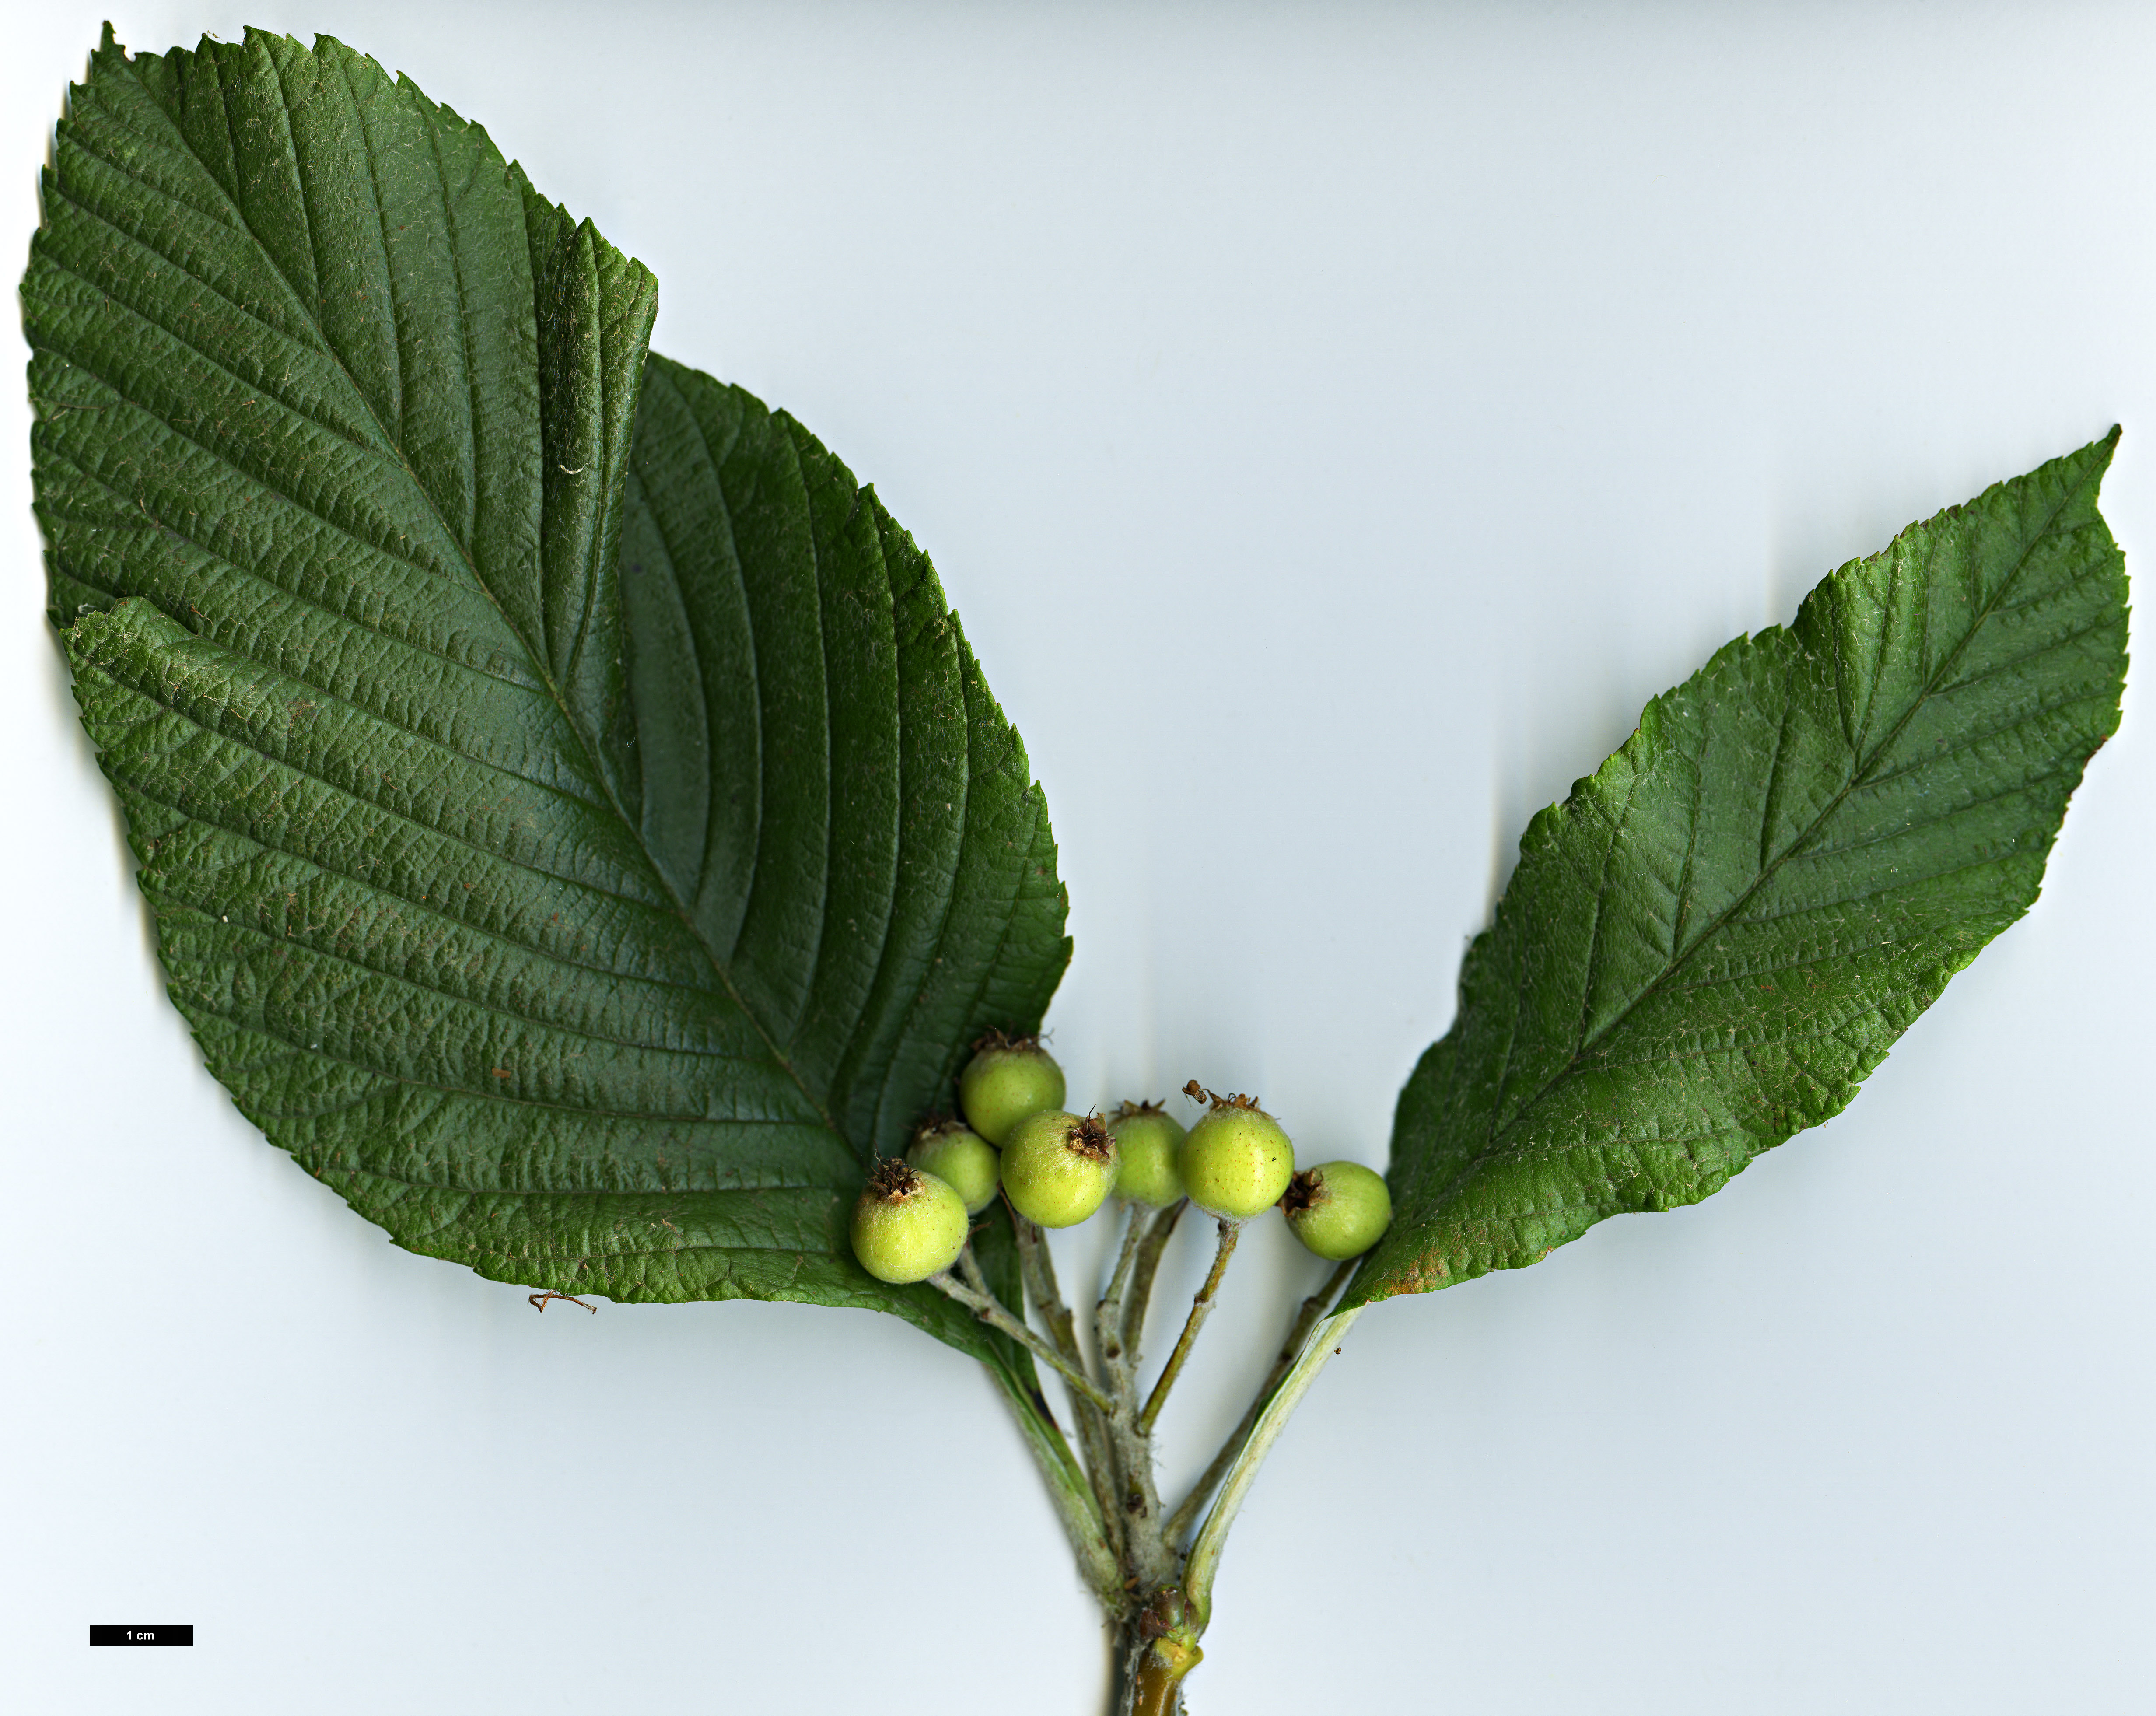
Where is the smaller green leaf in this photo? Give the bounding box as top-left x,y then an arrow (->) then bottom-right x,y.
1351,434 -> 2128,1306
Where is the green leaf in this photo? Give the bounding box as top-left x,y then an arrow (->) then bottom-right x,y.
1350,436 -> 2128,1306
23,29 -> 1070,1381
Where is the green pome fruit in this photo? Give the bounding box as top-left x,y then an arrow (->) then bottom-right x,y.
850,1159 -> 970,1284
958,1034 -> 1066,1145
1107,1101 -> 1186,1207
1281,1161 -> 1392,1259
1179,1083 -> 1295,1219
1001,1110 -> 1120,1229
906,1120 -> 1001,1215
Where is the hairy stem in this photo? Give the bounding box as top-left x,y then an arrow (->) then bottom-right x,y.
1088,1204 -> 1180,1595
1096,1204 -> 1148,1376
1164,1256 -> 1358,1545
1121,1198 -> 1186,1353
1184,1305 -> 1364,1628
1139,1218 -> 1242,1436
929,1269 -> 1115,1414
1014,1210 -> 1088,1378
981,1361 -> 1122,1609
1012,1212 -> 1126,1560
1106,1421 -> 1174,1593
956,1243 -> 996,1301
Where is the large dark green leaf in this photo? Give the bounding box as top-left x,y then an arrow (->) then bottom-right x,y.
1351,437 -> 2127,1306
23,29 -> 1069,1383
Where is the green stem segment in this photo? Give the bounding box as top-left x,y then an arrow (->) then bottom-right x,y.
1085,1202 -> 1180,1596
1130,1636 -> 1203,1716
1120,1586 -> 1204,1716
1183,1305 -> 1364,1628
930,1268 -> 1115,1414
952,1189 -> 1359,1712
1012,1213 -> 1127,1559
983,1364 -> 1122,1609
1096,1204 -> 1149,1369
1165,1256 -> 1358,1545
1121,1198 -> 1186,1352
1139,1217 -> 1241,1436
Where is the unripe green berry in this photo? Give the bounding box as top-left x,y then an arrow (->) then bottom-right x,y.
906,1120 -> 1000,1215
850,1159 -> 970,1284
1178,1086 -> 1294,1219
958,1034 -> 1066,1145
1106,1101 -> 1186,1208
1001,1110 -> 1119,1229
1281,1161 -> 1392,1260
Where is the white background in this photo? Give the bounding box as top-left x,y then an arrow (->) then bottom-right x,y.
5,4 -> 2153,1711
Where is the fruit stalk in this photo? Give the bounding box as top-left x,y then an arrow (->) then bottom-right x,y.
929,1265 -> 1116,1413
1120,1199 -> 1186,1352
879,1049 -> 1382,1709
1013,1211 -> 1127,1551
1165,1255 -> 1359,1543
1095,1204 -> 1149,1371
1093,1212 -> 1177,1593
1139,1218 -> 1242,1435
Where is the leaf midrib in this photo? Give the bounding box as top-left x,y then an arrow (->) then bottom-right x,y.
1460,463 -> 2097,1182
628,370 -> 864,1136
95,47 -> 848,1147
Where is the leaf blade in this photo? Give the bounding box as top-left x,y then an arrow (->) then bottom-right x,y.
1351,434 -> 2128,1305
27,30 -> 1069,1377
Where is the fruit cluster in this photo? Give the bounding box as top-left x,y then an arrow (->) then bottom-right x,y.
848,1037 -> 1392,1283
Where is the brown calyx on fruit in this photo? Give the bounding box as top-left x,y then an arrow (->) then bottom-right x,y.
1182,1079 -> 1263,1113
972,1027 -> 1043,1053
1279,1167 -> 1327,1216
1111,1098 -> 1167,1122
1066,1113 -> 1114,1162
911,1111 -> 968,1145
868,1157 -> 923,1201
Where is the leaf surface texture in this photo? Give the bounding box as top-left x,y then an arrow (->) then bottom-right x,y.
24,29 -> 1070,1377
1351,438 -> 2128,1305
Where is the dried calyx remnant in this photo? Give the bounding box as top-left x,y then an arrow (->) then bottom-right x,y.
1278,1167 -> 1326,1216
1178,1084 -> 1296,1221
1280,1161 -> 1391,1260
852,1156 -> 970,1285
860,1039 -> 1353,1707
1003,1107 -> 1121,1227
1066,1112 -> 1115,1160
1182,1079 -> 1263,1112
867,1156 -> 924,1200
